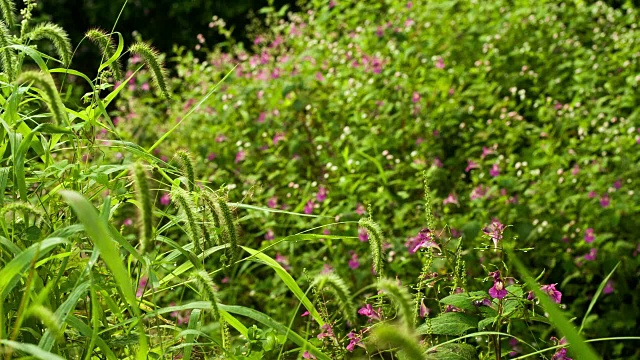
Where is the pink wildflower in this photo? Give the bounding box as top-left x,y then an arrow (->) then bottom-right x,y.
348,252 -> 360,269
317,186 -> 327,202
358,304 -> 381,321
488,271 -> 507,299
268,196 -> 278,208
584,228 -> 595,243
435,57 -> 445,69
600,194 -> 610,207
483,219 -> 507,249
405,228 -> 440,254
584,248 -> 597,261
355,203 -> 366,215
358,227 -> 369,242
235,150 -> 246,163
265,229 -> 275,240
443,193 -> 459,205
490,163 -> 500,177
304,200 -> 314,214
541,284 -> 562,304
465,160 -> 479,172
160,193 -> 171,206
412,91 -> 420,103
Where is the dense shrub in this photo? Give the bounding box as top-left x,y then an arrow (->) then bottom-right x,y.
113,0 -> 640,355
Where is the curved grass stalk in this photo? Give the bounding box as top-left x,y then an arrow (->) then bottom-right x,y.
128,41 -> 170,98
368,324 -> 425,360
358,217 -> 384,276
131,162 -> 154,254
85,28 -> 123,80
378,278 -> 415,329
313,273 -> 356,324
16,71 -> 68,124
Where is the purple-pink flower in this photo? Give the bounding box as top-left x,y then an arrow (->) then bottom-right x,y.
355,203 -> 366,215
358,227 -> 369,242
435,57 -> 445,69
405,228 -> 440,254
235,150 -> 246,163
603,280 -> 615,295
136,276 -> 148,298
465,160 -> 479,172
159,193 -> 171,206
346,331 -> 362,352
304,200 -> 314,214
317,323 -> 334,340
584,228 -> 595,243
584,248 -> 597,261
443,193 -> 459,205
488,271 -> 507,299
358,304 -> 381,321
541,283 -> 562,304
412,91 -> 420,103
316,186 -> 327,202
483,220 -> 507,249
600,194 -> 610,207
348,253 -> 360,270
268,196 -> 278,208
265,229 -> 275,240
490,163 -> 500,177
302,350 -> 316,359
550,337 -> 572,360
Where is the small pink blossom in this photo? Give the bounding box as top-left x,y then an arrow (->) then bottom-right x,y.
490,163 -> 500,177
160,193 -> 171,206
355,203 -> 366,215
600,194 -> 610,208
268,196 -> 278,208
465,160 -> 479,172
435,57 -> 445,69
235,150 -> 246,163
302,351 -> 316,359
273,133 -> 285,145
488,271 -> 507,299
346,331 -> 363,352
483,219 -> 507,249
584,228 -> 595,243
358,304 -> 381,321
603,280 -> 614,295
136,276 -> 148,298
588,191 -> 597,198
584,248 -> 597,261
317,324 -> 334,340
412,91 -> 420,103
358,227 -> 369,242
265,229 -> 275,240
348,252 -> 360,269
405,228 -> 440,254
304,200 -> 314,214
541,284 -> 562,304
443,193 -> 458,205
316,186 -> 327,202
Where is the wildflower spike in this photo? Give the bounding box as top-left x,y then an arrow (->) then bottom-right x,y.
26,22 -> 72,66
128,41 -> 170,98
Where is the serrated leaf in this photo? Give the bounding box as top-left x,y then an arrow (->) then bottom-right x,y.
425,343 -> 479,360
417,313 -> 478,336
439,294 -> 476,311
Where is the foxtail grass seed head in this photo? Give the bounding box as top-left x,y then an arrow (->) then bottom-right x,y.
358,217 -> 384,276
313,273 -> 356,324
85,28 -> 123,80
16,71 -> 68,124
131,162 -> 154,254
175,150 -> 196,192
201,191 -> 222,245
26,305 -> 62,340
0,20 -> 16,80
193,269 -> 221,320
423,171 -> 436,231
128,41 -> 170,98
171,187 -> 202,253
369,324 -> 425,360
378,278 -> 415,329
26,22 -> 72,66
211,190 -> 238,262
0,0 -> 16,28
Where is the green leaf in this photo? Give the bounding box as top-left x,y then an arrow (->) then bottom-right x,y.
241,246 -> 324,327
219,304 -> 330,360
579,262 -> 620,334
418,313 -> 478,336
0,339 -> 65,360
425,343 -> 479,360
60,190 -> 148,359
0,237 -> 67,301
39,281 -> 91,351
440,294 -> 477,312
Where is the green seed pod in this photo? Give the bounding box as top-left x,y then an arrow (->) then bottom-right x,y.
26,22 -> 72,66
358,217 -> 384,276
131,162 -> 154,254
128,41 -> 170,98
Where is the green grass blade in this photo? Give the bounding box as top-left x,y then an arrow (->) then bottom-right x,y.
241,246 -> 324,327
0,339 -> 66,360
98,32 -> 123,73
60,190 -> 148,359
579,262 -> 620,334
509,250 -> 600,360
183,309 -> 201,360
219,304 -> 331,360
39,281 -> 91,351
0,237 -> 67,302
66,315 -> 118,360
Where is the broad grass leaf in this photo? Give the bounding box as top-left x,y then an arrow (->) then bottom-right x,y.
425,343 -> 478,360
